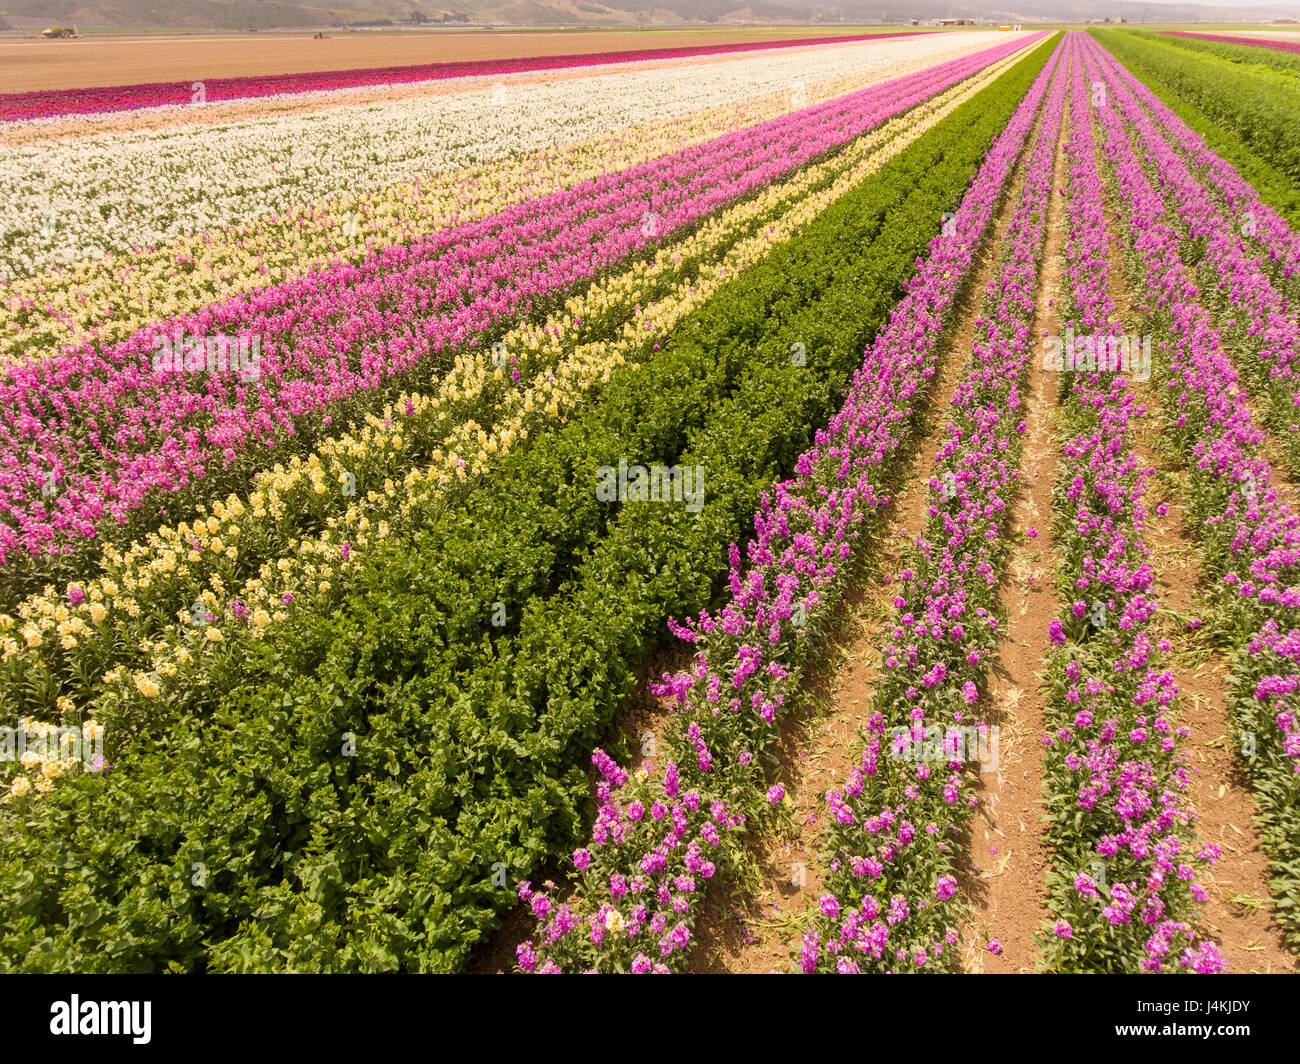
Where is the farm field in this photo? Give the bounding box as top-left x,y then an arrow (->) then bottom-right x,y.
1,21 -> 1298,982
0,27 -> 930,94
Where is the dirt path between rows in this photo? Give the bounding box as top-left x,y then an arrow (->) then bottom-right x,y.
954,104 -> 1066,976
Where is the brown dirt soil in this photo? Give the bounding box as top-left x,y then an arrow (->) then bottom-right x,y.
0,29 -> 928,94
683,130 -> 1036,975
955,114 -> 1067,975
1100,173 -> 1297,974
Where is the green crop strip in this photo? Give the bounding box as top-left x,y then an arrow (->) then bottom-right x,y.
1153,30 -> 1300,79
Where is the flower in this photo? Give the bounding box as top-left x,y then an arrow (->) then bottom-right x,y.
133,673 -> 160,698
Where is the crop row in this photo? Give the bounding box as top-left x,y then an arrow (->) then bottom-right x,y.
1159,31 -> 1300,63
797,39 -> 1065,974
0,32 -> 924,122
0,51 -> 1025,754
1,34 -> 980,296
0,38 -> 1037,587
1093,29 -> 1300,225
1086,32 -> 1300,955
1038,51 -> 1223,973
1095,56 -> 1300,477
1108,50 -> 1298,301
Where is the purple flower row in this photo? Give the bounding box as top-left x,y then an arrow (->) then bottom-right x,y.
798,40 -> 1068,974
1084,35 -> 1300,782
1038,42 -> 1222,974
515,38 -> 1067,974
1086,31 -> 1300,946
1160,30 -> 1300,58
0,38 -> 1036,570
1088,44 -> 1300,468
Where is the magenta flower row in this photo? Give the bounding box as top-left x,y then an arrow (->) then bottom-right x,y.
1040,41 -> 1223,974
799,40 -> 1068,975
1084,34 -> 1300,787
1160,30 -> 1300,57
1108,45 -> 1297,293
0,38 -> 1036,567
0,32 -> 926,123
1089,43 -> 1300,450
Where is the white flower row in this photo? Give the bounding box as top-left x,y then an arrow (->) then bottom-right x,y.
0,33 -> 1025,280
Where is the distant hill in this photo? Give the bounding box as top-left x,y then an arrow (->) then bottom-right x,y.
1,0 -> 1297,31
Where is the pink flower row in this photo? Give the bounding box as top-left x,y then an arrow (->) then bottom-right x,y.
1160,30 -> 1300,56
1091,42 -> 1300,449
801,39 -> 1067,974
1115,46 -> 1298,292
0,38 -> 1034,569
1086,33 -> 1300,936
1039,41 -> 1222,973
0,32 -> 925,122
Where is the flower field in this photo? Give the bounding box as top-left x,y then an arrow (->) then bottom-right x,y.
1,23 -> 1297,979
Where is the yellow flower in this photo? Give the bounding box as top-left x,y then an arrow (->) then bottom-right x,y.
204,627 -> 224,643
134,674 -> 160,698
8,776 -> 31,798
21,626 -> 41,648
89,602 -> 108,623
604,909 -> 625,933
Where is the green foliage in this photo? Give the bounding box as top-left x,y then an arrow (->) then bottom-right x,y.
1150,30 -> 1300,80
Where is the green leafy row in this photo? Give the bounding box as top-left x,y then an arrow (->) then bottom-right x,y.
1153,30 -> 1300,79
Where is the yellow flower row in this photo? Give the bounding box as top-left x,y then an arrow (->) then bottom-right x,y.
1,716 -> 104,802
